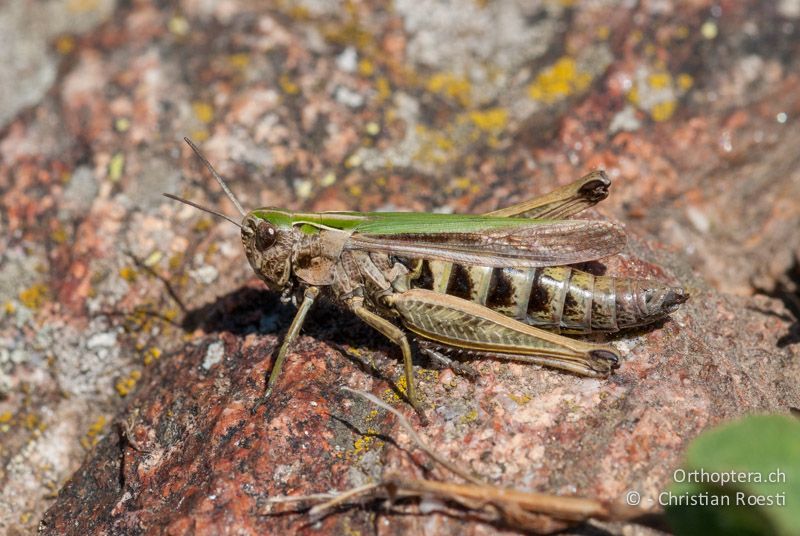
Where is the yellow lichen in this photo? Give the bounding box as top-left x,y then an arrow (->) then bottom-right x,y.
467,108 -> 508,133
108,152 -> 125,182
677,73 -> 694,90
168,15 -> 190,36
433,134 -> 454,151
115,372 -> 141,397
418,369 -> 438,383
527,57 -> 592,103
190,129 -> 209,142
322,19 -> 373,49
143,347 -> 162,366
701,21 -> 718,40
55,35 -> 75,55
228,53 -> 250,70
115,117 -> 131,132
413,125 -> 455,165
626,86 -> 640,105
460,409 -> 478,424
68,0 -> 100,13
23,413 -> 40,430
375,77 -> 391,101
19,283 -> 49,310
647,72 -> 672,90
87,415 -> 107,437
80,415 -> 107,448
509,393 -> 531,405
0,411 -> 12,424
345,153 -> 362,168
279,74 -> 300,95
650,99 -> 677,122
168,253 -> 183,271
143,251 -> 163,267
426,72 -> 472,107
452,177 -> 472,191
353,430 -> 374,452
357,58 -> 374,77
119,266 -> 138,283
287,5 -> 311,20
365,122 -> 380,136
192,101 -> 214,124
193,217 -> 213,232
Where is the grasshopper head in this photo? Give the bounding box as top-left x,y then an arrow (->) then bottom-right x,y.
171,138 -> 299,291
241,213 -> 295,290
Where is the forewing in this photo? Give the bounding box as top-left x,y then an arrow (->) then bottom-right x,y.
346,219 -> 625,267
484,171 -> 610,220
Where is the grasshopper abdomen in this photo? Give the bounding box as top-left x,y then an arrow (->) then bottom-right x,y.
409,260 -> 686,334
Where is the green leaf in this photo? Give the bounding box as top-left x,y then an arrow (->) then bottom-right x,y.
665,414 -> 800,536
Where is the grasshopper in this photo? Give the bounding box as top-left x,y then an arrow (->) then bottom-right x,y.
167,138 -> 687,422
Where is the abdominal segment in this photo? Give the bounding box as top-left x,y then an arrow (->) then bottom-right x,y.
410,260 -> 687,334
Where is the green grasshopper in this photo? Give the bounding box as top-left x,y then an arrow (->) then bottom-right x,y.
167,138 -> 686,422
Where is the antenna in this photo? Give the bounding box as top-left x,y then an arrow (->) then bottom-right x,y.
163,193 -> 242,229
183,137 -> 247,217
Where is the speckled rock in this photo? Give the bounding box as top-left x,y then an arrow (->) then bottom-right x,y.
0,0 -> 797,534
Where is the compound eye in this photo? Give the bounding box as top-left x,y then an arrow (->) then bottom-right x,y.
255,221 -> 277,251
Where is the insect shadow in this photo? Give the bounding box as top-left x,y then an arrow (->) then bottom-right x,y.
181,286 -> 387,347
752,254 -> 800,347
180,286 -> 419,401
181,286 -> 288,335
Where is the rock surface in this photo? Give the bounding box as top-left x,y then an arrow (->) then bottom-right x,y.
0,1 -> 797,534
